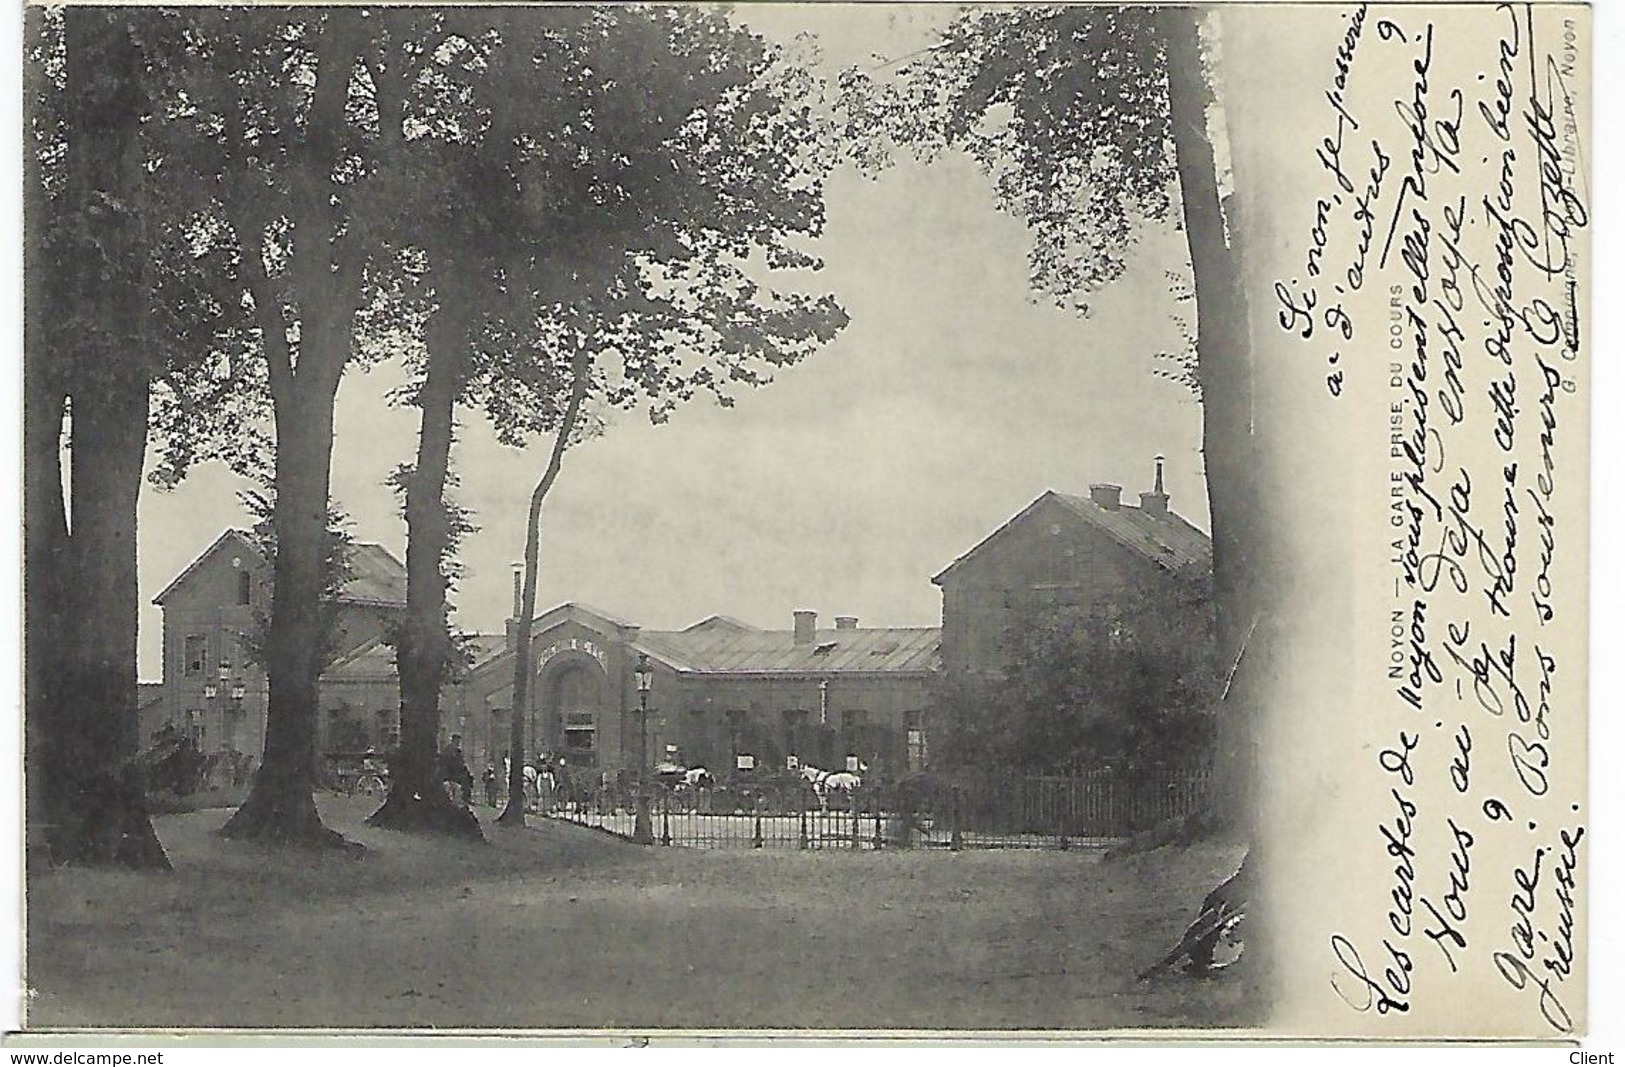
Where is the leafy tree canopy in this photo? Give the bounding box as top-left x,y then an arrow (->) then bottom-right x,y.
840,6 -> 1177,311
373,7 -> 852,442
935,599 -> 1220,778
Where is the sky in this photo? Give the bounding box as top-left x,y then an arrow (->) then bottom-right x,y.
132,4 -> 1204,679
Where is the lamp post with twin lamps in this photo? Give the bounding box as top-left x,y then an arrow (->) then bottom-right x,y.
633,652 -> 655,845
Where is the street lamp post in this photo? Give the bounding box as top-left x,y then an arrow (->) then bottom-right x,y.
633,652 -> 655,844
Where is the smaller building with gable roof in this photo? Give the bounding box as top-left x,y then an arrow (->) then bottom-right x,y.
931,457 -> 1213,681
146,529 -> 407,760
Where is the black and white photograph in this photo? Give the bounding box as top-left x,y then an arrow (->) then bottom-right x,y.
7,0 -> 1598,1044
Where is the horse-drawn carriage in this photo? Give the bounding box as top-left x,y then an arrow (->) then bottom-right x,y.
653,761 -> 716,812
662,757 -> 871,815
322,750 -> 389,799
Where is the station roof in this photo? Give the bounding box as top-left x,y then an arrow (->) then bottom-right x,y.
636,623 -> 940,676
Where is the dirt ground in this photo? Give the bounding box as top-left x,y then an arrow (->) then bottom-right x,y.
24,795 -> 1260,1033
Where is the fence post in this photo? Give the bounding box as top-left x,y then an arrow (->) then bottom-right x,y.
950,786 -> 963,852
753,795 -> 764,849
872,800 -> 883,850
660,790 -> 671,847
798,794 -> 808,850
849,790 -> 860,849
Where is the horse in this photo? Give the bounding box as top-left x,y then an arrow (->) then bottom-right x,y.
797,763 -> 862,809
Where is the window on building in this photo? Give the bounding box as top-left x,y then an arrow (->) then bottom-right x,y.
563,712 -> 595,752
686,708 -> 713,769
184,635 -> 207,676
842,709 -> 869,758
906,710 -> 928,772
186,708 -> 206,749
725,709 -> 748,761
237,570 -> 252,606
782,708 -> 810,757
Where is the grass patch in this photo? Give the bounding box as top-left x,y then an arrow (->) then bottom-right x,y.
25,795 -> 1261,1032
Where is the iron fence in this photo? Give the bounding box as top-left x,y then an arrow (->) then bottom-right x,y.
545,768 -> 1210,851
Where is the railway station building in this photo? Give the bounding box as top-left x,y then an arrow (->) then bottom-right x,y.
146,457 -> 1207,786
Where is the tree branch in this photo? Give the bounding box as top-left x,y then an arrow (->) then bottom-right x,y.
359,43 -> 408,162
241,224 -> 295,405
531,333 -> 594,518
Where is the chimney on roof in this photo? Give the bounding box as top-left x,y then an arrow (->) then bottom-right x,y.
1138,455 -> 1170,518
505,564 -> 524,652
793,610 -> 817,645
511,563 -> 524,618
1089,483 -> 1123,510
835,616 -> 858,631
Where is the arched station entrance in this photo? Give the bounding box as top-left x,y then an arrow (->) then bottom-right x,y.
536,649 -> 610,774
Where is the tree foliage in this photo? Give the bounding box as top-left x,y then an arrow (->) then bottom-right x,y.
438,8 -> 850,441
935,601 -> 1219,779
235,485 -> 359,675
331,8 -> 851,827
840,6 -> 1178,314
25,4 -> 323,866
844,7 -> 1261,840
131,8 -> 406,846
107,8 -> 849,840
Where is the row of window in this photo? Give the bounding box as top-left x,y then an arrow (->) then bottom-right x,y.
388,703 -> 932,778
182,631 -> 254,677
502,707 -> 923,745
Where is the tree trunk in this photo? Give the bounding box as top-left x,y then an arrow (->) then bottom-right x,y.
1160,8 -> 1258,668
497,343 -> 593,826
496,474 -> 547,826
367,273 -> 482,839
23,365 -> 69,867
1159,6 -> 1264,839
23,2 -> 70,865
220,386 -> 351,848
49,369 -> 170,869
219,9 -> 366,849
29,8 -> 169,870
65,376 -> 148,758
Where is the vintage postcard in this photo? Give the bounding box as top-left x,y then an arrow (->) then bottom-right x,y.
7,0 -> 1597,1046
